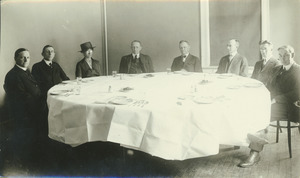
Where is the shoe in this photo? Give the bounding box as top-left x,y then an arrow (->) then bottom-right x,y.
238,151 -> 260,168
247,133 -> 269,145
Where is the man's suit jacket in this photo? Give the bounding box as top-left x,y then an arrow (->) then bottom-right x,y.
251,57 -> 280,88
171,54 -> 202,72
269,63 -> 300,122
75,58 -> 101,78
216,53 -> 248,77
32,60 -> 69,97
4,65 -> 41,127
119,53 -> 154,74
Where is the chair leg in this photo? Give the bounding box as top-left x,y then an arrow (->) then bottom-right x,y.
276,121 -> 280,143
287,121 -> 292,158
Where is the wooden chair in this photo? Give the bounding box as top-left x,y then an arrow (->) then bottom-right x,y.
269,101 -> 300,158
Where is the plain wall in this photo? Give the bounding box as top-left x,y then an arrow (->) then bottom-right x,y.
0,0 -> 104,107
106,1 -> 201,73
209,0 -> 261,66
270,0 -> 300,64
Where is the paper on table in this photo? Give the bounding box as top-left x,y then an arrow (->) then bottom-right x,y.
50,90 -> 69,95
243,82 -> 263,88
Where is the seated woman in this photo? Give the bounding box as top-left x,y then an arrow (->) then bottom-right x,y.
76,42 -> 101,78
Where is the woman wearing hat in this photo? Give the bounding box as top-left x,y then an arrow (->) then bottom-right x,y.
76,42 -> 101,78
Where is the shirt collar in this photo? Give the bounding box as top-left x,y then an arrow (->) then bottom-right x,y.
44,59 -> 52,66
262,56 -> 272,63
284,61 -> 294,71
85,58 -> 92,63
182,53 -> 189,62
16,64 -> 27,71
182,53 -> 189,58
132,54 -> 140,58
229,52 -> 237,61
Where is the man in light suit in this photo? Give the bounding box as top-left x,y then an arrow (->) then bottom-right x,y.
216,39 -> 248,77
4,48 -> 42,168
171,40 -> 202,72
119,40 -> 154,74
76,42 -> 102,78
251,40 -> 280,89
239,45 -> 300,168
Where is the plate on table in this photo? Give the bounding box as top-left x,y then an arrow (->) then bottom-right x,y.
119,87 -> 134,92
62,80 -> 75,84
109,96 -> 133,105
227,85 -> 240,89
218,73 -> 233,79
174,70 -> 191,75
243,83 -> 263,88
143,74 -> 154,78
50,90 -> 69,95
82,78 -> 94,83
193,96 -> 215,104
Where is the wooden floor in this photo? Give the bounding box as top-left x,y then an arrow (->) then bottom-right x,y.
1,126 -> 299,177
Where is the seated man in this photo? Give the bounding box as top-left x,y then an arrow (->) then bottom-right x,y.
171,40 -> 202,72
216,39 -> 248,77
76,42 -> 102,78
32,45 -> 70,98
251,40 -> 280,88
119,40 -> 154,74
32,45 -> 70,138
4,48 -> 42,167
239,45 -> 300,168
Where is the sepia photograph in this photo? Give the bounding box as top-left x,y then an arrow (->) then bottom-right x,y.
0,0 -> 299,176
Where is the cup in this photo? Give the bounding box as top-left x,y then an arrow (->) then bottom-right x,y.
76,77 -> 82,85
120,74 -> 124,80
74,85 -> 81,95
166,68 -> 171,74
112,71 -> 117,77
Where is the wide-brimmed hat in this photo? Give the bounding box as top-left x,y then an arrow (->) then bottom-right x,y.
79,42 -> 95,52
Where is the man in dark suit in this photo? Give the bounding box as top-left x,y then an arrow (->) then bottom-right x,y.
171,40 -> 202,72
119,40 -> 154,74
32,45 -> 70,98
239,45 -> 300,168
251,40 -> 280,88
31,45 -> 69,138
216,39 -> 248,77
4,48 -> 42,168
76,42 -> 102,78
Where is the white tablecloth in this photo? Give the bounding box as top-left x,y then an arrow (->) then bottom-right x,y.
47,72 -> 271,160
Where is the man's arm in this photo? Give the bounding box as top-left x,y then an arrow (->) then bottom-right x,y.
239,57 -> 249,77
75,62 -> 82,78
194,57 -> 202,72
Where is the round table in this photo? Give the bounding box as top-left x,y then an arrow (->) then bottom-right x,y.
47,72 -> 270,160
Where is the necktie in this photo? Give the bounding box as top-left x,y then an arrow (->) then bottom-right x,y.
182,55 -> 186,62
49,62 -> 53,68
26,70 -> 31,76
133,55 -> 137,63
261,59 -> 266,69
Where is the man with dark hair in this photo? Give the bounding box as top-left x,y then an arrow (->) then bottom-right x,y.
171,40 -> 202,72
32,45 -> 69,97
251,40 -> 280,88
216,39 -> 248,77
31,45 -> 69,138
119,40 -> 154,74
4,48 -> 41,168
76,41 -> 102,78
